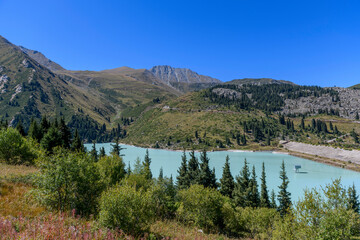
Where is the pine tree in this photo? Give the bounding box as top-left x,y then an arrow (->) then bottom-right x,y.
142,149 -> 152,180
40,126 -> 62,154
99,147 -> 106,158
58,118 -> 71,149
126,162 -> 132,176
176,151 -> 189,189
277,161 -> 291,217
158,167 -> 164,181
16,120 -> 26,136
270,189 -> 277,208
198,149 -> 216,188
348,183 -> 359,213
249,165 -> 260,207
233,158 -> 251,207
260,162 -> 270,208
71,129 -> 84,152
187,150 -> 199,185
90,142 -> 98,161
219,155 -> 235,198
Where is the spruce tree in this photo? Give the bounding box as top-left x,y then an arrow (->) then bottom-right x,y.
187,150 -> 199,185
176,151 -> 189,189
348,183 -> 360,213
99,147 -> 106,158
59,118 -> 71,149
249,165 -> 260,207
270,189 -> 277,208
126,162 -> 132,176
71,129 -> 84,152
41,116 -> 50,133
198,149 -> 216,188
111,137 -> 125,156
28,118 -> 43,142
219,155 -> 235,198
16,120 -> 26,136
277,160 -> 291,217
142,149 -> 152,180
158,167 -> 164,181
90,142 -> 98,161
40,126 -> 62,154
233,158 -> 251,207
260,162 -> 270,208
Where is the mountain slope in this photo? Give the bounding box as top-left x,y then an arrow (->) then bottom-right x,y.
0,35 -> 113,129
227,78 -> 296,86
19,46 -> 65,72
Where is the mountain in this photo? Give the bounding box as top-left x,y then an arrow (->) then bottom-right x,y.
150,65 -> 221,92
227,78 -> 296,86
0,35 -> 113,131
19,46 -> 65,72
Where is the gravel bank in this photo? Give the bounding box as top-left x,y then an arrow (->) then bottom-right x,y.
283,142 -> 360,164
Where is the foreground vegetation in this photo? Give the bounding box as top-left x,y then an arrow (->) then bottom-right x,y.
1,124 -> 360,239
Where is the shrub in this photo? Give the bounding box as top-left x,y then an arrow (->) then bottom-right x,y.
97,154 -> 126,188
34,149 -> 103,216
0,128 -> 38,165
98,184 -> 155,236
151,178 -> 177,219
176,184 -> 225,232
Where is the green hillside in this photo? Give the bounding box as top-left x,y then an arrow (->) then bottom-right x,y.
124,85 -> 360,150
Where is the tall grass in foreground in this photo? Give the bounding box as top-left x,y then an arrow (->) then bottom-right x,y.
0,212 -> 130,240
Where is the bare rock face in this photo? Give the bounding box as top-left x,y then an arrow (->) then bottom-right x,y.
19,46 -> 65,72
282,88 -> 360,119
150,65 -> 221,85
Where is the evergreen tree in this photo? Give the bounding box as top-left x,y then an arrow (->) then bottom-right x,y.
270,190 -> 277,209
158,167 -> 164,181
198,149 -> 217,188
90,142 -> 98,161
111,137 -> 125,156
41,116 -> 50,133
277,161 -> 291,217
16,120 -> 26,136
176,151 -> 189,189
187,150 -> 199,185
126,162 -> 131,176
219,155 -> 235,198
233,158 -> 251,207
71,129 -> 84,152
99,147 -> 106,158
348,183 -> 360,213
58,118 -> 71,149
142,149 -> 152,180
40,126 -> 62,154
249,165 -> 260,207
260,162 -> 270,208
28,118 -> 43,142
300,117 -> 305,129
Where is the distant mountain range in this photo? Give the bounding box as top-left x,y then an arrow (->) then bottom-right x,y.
2,34 -> 360,145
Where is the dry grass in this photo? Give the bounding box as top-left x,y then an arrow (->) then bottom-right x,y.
0,163 -> 38,179
151,220 -> 236,240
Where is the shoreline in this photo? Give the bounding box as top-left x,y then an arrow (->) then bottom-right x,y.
87,141 -> 360,173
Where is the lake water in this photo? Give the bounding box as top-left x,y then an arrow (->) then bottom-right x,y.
85,143 -> 360,202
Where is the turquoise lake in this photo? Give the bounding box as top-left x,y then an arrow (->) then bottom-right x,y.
85,143 -> 360,202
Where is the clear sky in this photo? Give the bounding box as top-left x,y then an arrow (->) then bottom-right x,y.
1,0 -> 360,87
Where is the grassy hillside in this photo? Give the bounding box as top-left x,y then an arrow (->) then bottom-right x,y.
0,36 -> 114,128
124,88 -> 360,150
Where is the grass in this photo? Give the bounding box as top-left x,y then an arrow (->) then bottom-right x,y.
0,162 -> 240,239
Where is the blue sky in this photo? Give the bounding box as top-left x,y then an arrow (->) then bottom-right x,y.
1,0 -> 360,87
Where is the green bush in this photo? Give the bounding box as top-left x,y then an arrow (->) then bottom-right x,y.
97,154 -> 126,188
151,178 -> 177,219
34,149 -> 103,216
0,128 -> 38,165
98,184 -> 155,236
176,184 -> 225,232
